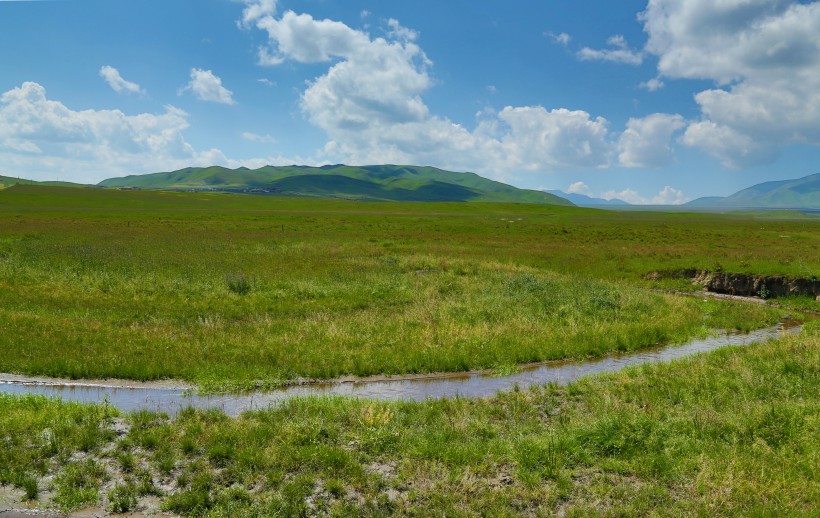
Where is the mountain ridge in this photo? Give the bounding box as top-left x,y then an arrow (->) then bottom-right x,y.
686,172 -> 820,209
98,164 -> 574,205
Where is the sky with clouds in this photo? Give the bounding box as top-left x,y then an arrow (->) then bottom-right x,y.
1,0 -> 818,204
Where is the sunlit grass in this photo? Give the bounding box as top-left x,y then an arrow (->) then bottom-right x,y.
1,323 -> 816,514
0,186 -> 815,390
0,188 -> 820,390
0,252 -> 784,390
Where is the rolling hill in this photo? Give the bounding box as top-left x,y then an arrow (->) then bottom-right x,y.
686,172 -> 820,209
0,175 -> 85,189
98,165 -> 574,205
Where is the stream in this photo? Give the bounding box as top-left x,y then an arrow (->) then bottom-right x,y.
0,324 -> 799,416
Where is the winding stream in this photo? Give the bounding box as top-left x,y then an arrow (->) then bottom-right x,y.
0,324 -> 799,416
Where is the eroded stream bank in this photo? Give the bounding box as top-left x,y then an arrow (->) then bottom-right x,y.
0,324 -> 800,416
648,269 -> 820,299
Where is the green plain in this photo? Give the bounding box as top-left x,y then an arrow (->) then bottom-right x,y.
0,184 -> 819,515
1,185 -> 816,390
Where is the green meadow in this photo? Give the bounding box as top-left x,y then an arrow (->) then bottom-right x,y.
1,186 -> 815,390
1,322 -> 817,515
0,185 -> 818,515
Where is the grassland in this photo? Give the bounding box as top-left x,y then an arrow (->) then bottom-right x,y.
0,184 -> 818,515
1,321 -> 817,515
1,185 -> 815,390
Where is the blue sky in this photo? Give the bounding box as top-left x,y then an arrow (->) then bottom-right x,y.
1,0 -> 818,203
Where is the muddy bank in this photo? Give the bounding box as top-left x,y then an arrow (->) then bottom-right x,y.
0,373 -> 193,392
647,269 -> 820,299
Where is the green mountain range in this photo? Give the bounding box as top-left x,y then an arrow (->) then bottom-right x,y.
686,172 -> 820,209
98,164 -> 573,205
7,167 -> 819,210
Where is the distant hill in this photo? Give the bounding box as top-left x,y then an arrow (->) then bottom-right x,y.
0,175 -> 85,189
98,165 -> 574,205
684,196 -> 725,207
686,173 -> 820,209
544,190 -> 629,207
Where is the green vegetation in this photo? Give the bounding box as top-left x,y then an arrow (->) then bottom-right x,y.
1,325 -> 817,515
1,185 -> 813,390
0,183 -> 818,515
97,164 -> 574,204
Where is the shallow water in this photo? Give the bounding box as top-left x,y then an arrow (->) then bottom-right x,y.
0,325 -> 799,416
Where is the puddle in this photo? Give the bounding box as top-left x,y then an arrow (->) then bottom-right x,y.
0,324 -> 799,417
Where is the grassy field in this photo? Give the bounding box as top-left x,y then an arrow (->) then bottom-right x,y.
1,186 -> 814,390
1,321 -> 817,515
0,185 -> 818,515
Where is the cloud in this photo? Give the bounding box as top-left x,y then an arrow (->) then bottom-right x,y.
601,185 -> 689,205
249,10 -> 376,65
567,181 -> 592,196
641,0 -> 820,167
257,78 -> 276,87
639,77 -> 664,91
99,66 -> 144,95
545,31 -> 571,45
679,120 -> 777,169
618,113 -> 685,168
241,3 -> 616,178
387,18 -> 418,41
652,186 -> 689,205
578,34 -> 643,65
240,0 -> 277,29
0,81 -> 220,182
0,81 -> 316,183
180,69 -> 236,105
242,131 -> 277,144
496,107 -> 611,170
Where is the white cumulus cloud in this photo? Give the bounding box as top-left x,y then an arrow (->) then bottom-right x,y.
496,107 -> 611,170
618,113 -> 685,168
241,3 -> 617,179
180,69 -> 236,105
679,120 -> 777,169
0,82 -> 304,183
240,0 -> 277,29
99,66 -> 144,95
641,0 -> 820,168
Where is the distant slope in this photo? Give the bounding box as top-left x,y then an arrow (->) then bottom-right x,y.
0,175 -> 85,189
685,173 -> 820,209
99,165 -> 574,205
685,196 -> 726,207
544,190 -> 629,207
